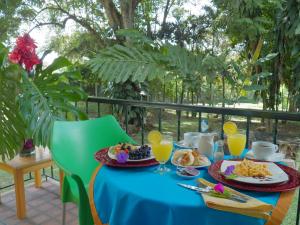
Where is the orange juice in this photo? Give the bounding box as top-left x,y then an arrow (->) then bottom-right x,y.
227,134 -> 246,156
152,141 -> 173,163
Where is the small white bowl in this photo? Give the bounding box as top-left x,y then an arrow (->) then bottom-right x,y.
176,170 -> 200,179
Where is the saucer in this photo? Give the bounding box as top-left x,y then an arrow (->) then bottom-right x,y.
245,150 -> 285,162
176,168 -> 200,179
175,140 -> 197,149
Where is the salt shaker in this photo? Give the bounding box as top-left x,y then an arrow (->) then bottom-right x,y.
214,140 -> 224,162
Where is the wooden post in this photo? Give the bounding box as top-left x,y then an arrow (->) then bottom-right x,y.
14,171 -> 26,219
59,170 -> 64,195
34,170 -> 42,188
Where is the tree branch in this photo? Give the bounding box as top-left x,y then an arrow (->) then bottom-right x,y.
160,0 -> 175,37
28,21 -> 66,34
52,0 -> 106,47
99,0 -> 122,31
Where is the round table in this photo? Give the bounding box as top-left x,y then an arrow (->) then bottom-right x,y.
89,163 -> 287,225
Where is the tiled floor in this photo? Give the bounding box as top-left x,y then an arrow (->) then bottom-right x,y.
0,180 -> 78,225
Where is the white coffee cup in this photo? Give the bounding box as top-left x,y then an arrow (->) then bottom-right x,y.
252,141 -> 278,160
183,132 -> 200,148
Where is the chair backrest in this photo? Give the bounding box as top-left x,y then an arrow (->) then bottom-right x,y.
51,115 -> 134,184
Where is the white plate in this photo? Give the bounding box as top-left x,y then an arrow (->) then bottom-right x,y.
245,150 -> 285,162
221,160 -> 289,185
108,146 -> 155,162
171,151 -> 211,168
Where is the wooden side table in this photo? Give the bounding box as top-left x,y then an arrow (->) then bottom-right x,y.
0,148 -> 54,219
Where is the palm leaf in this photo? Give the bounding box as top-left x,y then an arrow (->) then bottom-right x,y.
166,45 -> 202,78
19,57 -> 87,147
88,44 -> 167,83
0,62 -> 25,160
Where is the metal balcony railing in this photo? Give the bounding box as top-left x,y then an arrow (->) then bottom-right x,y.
0,96 -> 299,225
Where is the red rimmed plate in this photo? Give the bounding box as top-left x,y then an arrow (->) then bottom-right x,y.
94,148 -> 159,168
208,160 -> 300,192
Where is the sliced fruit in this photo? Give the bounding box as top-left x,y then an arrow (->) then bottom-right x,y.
223,121 -> 238,135
147,130 -> 162,144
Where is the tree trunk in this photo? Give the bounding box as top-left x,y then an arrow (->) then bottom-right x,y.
100,0 -> 123,31
100,0 -> 140,31
180,82 -> 184,104
175,78 -> 178,103
159,0 -> 173,37
120,1 -> 134,29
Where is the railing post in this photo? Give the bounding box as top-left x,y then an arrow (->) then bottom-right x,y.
125,105 -> 129,133
296,190 -> 300,225
177,110 -> 181,141
51,166 -> 54,179
221,114 -> 225,139
273,119 -> 278,144
141,108 -> 145,145
158,108 -> 162,132
85,101 -> 89,114
97,103 -> 101,117
43,168 -> 47,181
246,117 -> 251,149
198,112 -> 202,132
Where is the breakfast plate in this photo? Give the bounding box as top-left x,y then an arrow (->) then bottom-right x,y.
95,148 -> 159,168
108,144 -> 155,162
220,160 -> 289,185
171,149 -> 211,168
208,160 -> 300,192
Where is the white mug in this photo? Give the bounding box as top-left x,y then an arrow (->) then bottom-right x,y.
183,132 -> 200,148
252,141 -> 278,160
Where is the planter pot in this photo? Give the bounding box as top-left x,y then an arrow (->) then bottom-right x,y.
19,147 -> 36,157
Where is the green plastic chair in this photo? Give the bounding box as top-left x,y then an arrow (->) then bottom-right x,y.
51,115 -> 135,225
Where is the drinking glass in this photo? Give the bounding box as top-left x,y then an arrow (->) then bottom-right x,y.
152,132 -> 173,174
227,129 -> 246,159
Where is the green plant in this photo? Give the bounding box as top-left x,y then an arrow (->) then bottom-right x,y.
0,38 -> 87,160
0,43 -> 25,160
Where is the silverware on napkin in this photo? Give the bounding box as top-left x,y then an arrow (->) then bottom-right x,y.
177,183 -> 248,203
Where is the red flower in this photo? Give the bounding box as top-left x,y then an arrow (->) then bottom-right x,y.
8,51 -> 21,63
8,33 -> 41,72
16,34 -> 37,51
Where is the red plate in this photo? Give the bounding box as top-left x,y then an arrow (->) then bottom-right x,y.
94,148 -> 159,168
208,160 -> 300,192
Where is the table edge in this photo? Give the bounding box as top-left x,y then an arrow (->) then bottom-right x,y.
88,164 -> 296,225
89,163 -> 107,225
265,190 -> 296,225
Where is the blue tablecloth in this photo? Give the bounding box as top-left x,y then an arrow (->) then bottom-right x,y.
92,162 -> 280,225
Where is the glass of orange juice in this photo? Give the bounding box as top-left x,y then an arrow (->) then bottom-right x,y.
152,132 -> 173,174
227,130 -> 246,158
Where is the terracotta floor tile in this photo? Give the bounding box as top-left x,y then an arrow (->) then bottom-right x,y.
0,180 -> 78,225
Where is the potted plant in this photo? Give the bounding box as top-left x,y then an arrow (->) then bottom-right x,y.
0,34 -> 87,160
20,139 -> 35,157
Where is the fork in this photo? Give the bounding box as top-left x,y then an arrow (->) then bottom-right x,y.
198,182 -> 249,201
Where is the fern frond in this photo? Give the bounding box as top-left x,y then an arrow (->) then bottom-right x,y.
88,45 -> 167,83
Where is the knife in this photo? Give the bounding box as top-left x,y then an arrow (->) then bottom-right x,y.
177,183 -> 248,203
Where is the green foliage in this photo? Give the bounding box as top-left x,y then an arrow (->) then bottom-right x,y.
256,53 -> 278,64
0,43 -> 87,159
89,32 -> 205,84
0,1 -> 36,43
19,57 -> 88,146
1,0 -> 298,112
89,43 -> 167,83
0,44 -> 25,160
